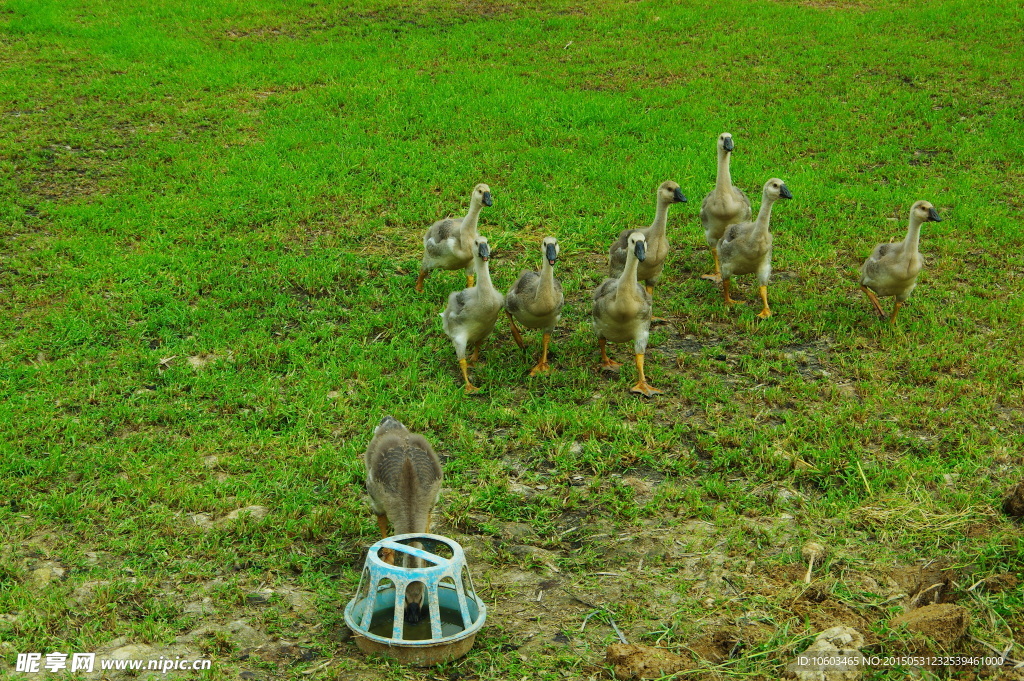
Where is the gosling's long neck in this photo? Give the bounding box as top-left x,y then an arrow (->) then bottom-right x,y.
715,148 -> 733,195
461,199 -> 483,244
647,198 -> 671,241
536,257 -> 557,306
475,254 -> 494,292
616,250 -> 641,302
752,193 -> 775,235
903,213 -> 924,254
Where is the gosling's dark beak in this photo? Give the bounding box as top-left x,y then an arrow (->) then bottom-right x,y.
723,137 -> 734,152
927,207 -> 942,222
634,240 -> 646,262
404,601 -> 425,624
478,242 -> 490,261
779,184 -> 793,200
482,191 -> 493,207
545,243 -> 558,266
673,187 -> 687,203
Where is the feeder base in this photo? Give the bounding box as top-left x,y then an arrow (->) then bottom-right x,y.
352,631 -> 478,666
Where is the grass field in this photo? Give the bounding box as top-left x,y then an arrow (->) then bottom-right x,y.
1,0 -> 1023,679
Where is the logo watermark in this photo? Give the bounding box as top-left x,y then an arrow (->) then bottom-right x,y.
15,652 -> 212,674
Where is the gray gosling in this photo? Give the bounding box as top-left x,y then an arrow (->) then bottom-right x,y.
859,200 -> 942,323
416,183 -> 492,292
593,232 -> 661,397
700,132 -> 752,283
441,236 -> 504,392
505,237 -> 565,376
716,178 -> 792,319
608,181 -> 687,317
363,416 -> 442,624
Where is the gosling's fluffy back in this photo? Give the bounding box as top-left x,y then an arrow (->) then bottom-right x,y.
364,417 -> 442,536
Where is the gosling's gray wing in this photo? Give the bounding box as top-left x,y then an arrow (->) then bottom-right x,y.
592,276 -> 618,304
365,426 -> 407,514
860,242 -> 895,282
442,288 -> 471,334
716,220 -> 747,256
505,270 -> 539,314
424,217 -> 462,257
607,228 -> 635,276
699,190 -> 714,228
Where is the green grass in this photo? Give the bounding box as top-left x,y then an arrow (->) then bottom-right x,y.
1,0 -> 1023,679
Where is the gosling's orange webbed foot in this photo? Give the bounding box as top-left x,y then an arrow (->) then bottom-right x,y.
598,338 -> 620,371
380,548 -> 396,565
530,333 -> 552,376
458,358 -> 479,393
701,273 -> 723,284
629,381 -> 663,397
723,280 -> 742,306
650,316 -> 669,325
757,308 -> 772,319
529,361 -> 552,376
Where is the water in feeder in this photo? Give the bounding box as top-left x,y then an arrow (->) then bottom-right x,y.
369,604 -> 465,640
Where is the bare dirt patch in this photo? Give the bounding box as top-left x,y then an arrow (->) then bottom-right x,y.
889,603 -> 970,647
606,642 -> 693,679
885,562 -> 957,608
1002,481 -> 1024,518
782,0 -> 875,11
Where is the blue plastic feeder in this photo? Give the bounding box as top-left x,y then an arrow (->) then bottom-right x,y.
344,533 -> 487,665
